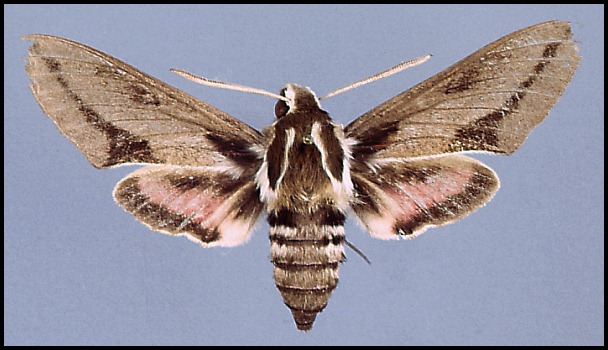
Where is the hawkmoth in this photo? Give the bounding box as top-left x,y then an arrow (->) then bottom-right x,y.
24,20 -> 580,331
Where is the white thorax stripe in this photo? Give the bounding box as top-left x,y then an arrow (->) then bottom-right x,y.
310,122 -> 353,210
255,127 -> 296,209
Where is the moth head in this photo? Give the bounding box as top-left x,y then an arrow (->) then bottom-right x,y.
275,83 -> 322,118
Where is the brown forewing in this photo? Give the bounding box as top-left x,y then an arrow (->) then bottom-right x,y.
24,35 -> 262,171
346,21 -> 580,161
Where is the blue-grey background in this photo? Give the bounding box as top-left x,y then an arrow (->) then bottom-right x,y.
4,4 -> 603,345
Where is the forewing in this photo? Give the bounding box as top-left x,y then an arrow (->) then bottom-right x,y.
113,166 -> 264,247
346,21 -> 580,161
24,34 -> 262,172
350,155 -> 499,239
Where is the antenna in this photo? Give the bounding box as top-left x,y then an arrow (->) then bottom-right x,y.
171,68 -> 290,102
171,53 -> 431,103
319,54 -> 432,100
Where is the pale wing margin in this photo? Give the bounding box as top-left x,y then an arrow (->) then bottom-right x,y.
350,155 -> 499,240
113,165 -> 264,247
24,34 -> 263,170
346,21 -> 581,160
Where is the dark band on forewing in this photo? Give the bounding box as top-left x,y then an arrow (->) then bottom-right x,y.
450,41 -> 564,152
129,83 -> 162,106
206,133 -> 261,170
443,64 -> 482,94
350,120 -> 400,162
41,56 -> 159,167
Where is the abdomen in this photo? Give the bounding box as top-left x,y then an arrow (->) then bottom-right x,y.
268,206 -> 345,331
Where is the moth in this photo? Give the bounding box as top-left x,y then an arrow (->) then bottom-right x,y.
24,20 -> 580,331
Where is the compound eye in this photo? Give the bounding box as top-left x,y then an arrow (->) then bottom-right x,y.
274,102 -> 289,118
275,87 -> 290,118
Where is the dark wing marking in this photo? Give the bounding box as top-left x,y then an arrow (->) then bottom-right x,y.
346,21 -> 580,162
350,155 -> 499,239
113,166 -> 264,247
24,34 -> 262,173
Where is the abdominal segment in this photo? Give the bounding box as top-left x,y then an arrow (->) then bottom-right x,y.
268,206 -> 345,331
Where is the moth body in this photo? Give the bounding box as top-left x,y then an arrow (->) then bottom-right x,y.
256,84 -> 353,330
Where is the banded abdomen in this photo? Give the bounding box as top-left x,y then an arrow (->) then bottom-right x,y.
256,84 -> 353,330
268,206 -> 345,331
